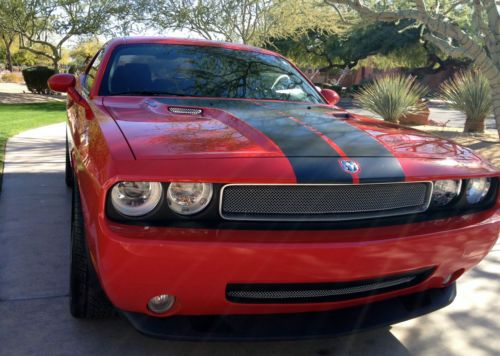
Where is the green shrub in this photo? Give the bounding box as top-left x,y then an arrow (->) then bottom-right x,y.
440,70 -> 492,133
355,74 -> 428,123
21,66 -> 55,94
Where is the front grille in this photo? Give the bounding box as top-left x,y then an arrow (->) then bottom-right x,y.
220,182 -> 432,221
226,268 -> 435,304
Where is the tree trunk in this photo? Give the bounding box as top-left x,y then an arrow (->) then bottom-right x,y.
490,80 -> 500,138
52,58 -> 59,73
1,36 -> 14,72
5,45 -> 13,72
464,116 -> 485,133
477,63 -> 500,137
492,99 -> 500,138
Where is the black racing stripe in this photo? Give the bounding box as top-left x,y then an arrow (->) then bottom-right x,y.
155,98 -> 353,183
259,102 -> 406,183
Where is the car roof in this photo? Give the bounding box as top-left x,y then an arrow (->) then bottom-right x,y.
106,37 -> 282,58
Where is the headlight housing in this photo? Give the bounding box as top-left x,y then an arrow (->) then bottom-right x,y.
431,180 -> 462,207
167,182 -> 213,215
110,181 -> 163,217
466,178 -> 491,204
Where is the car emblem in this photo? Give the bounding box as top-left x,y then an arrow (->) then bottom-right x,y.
339,159 -> 360,174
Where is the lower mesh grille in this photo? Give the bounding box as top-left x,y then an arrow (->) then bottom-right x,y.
226,268 -> 435,304
220,182 -> 432,222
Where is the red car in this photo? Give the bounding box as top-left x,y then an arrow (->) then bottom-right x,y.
48,37 -> 499,340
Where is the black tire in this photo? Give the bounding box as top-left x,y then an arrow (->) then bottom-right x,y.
70,181 -> 115,318
65,130 -> 74,187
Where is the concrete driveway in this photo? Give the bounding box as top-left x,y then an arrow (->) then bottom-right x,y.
0,123 -> 498,355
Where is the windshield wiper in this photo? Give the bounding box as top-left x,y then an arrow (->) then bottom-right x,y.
110,91 -> 189,97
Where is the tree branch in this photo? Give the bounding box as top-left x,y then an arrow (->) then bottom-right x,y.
19,45 -> 55,61
442,0 -> 467,15
423,32 -> 469,58
325,0 -> 488,70
472,0 -> 495,50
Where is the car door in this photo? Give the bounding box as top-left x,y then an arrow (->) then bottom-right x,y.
68,48 -> 105,172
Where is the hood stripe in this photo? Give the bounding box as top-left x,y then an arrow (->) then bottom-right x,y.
226,102 -> 354,183
258,105 -> 360,184
292,119 -> 360,184
154,98 -> 403,183
257,102 -> 406,183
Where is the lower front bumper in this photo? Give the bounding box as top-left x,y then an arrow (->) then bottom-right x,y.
120,283 -> 456,341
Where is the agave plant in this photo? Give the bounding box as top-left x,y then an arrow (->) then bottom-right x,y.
355,74 -> 428,124
440,71 -> 492,133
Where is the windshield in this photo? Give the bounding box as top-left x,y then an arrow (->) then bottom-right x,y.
100,44 -> 324,104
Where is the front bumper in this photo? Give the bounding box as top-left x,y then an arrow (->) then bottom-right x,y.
88,207 -> 499,319
120,284 -> 456,340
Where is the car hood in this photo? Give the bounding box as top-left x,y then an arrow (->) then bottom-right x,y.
103,97 -> 494,183
103,96 -> 479,161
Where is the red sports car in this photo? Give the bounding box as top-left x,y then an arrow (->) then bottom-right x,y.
48,37 -> 499,340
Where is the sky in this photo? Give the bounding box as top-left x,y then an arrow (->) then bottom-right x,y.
130,27 -> 204,39
66,27 -> 205,49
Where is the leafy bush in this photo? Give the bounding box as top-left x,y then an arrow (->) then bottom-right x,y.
355,74 -> 428,123
21,66 -> 55,94
1,71 -> 24,84
440,70 -> 492,133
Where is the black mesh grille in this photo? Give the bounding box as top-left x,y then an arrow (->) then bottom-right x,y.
220,183 -> 431,221
226,268 -> 435,304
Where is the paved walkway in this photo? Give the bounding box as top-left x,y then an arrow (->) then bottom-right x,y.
0,83 -> 65,104
0,123 -> 498,355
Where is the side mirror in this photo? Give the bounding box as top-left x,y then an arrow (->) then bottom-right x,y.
321,88 -> 341,106
47,73 -> 75,92
47,73 -> 94,120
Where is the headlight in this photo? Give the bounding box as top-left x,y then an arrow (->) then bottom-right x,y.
167,182 -> 213,215
111,181 -> 162,216
431,180 -> 462,206
466,178 -> 491,204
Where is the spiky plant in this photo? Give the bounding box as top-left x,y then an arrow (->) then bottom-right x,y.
355,74 -> 428,124
440,71 -> 492,133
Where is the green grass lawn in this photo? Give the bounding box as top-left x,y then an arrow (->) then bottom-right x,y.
0,102 -> 66,189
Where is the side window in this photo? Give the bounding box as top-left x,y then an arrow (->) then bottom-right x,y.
83,49 -> 104,94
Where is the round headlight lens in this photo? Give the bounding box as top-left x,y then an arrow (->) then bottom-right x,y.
111,181 -> 162,216
466,178 -> 491,204
431,180 -> 462,206
167,182 -> 213,215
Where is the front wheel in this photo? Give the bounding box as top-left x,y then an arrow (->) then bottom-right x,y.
70,180 -> 115,318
